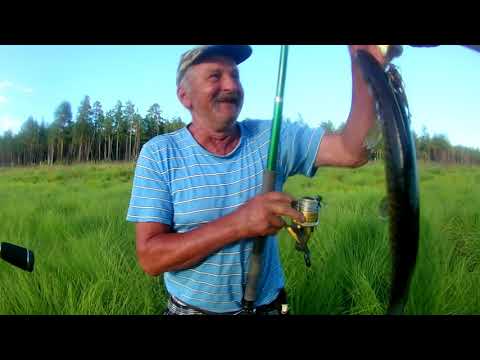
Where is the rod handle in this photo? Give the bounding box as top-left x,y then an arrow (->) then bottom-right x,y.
0,242 -> 35,272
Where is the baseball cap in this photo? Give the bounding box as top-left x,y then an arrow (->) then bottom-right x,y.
176,45 -> 252,87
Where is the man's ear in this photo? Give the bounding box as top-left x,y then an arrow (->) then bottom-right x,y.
177,85 -> 192,110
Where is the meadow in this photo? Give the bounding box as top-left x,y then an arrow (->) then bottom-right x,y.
0,161 -> 479,315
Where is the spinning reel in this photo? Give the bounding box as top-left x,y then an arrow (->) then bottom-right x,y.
285,196 -> 323,267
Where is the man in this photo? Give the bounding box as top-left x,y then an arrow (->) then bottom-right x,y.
127,45 -> 396,315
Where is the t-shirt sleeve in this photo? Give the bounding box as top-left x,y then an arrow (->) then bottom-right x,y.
278,119 -> 325,178
126,141 -> 173,225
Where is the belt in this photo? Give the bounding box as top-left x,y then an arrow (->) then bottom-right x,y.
165,289 -> 289,315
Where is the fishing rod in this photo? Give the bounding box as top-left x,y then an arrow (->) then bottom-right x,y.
242,45 -> 289,313
242,46 -> 323,313
0,242 -> 35,272
464,45 -> 480,53
377,44 -> 480,63
410,44 -> 480,53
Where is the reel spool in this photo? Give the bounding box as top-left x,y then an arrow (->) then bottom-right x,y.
286,196 -> 323,267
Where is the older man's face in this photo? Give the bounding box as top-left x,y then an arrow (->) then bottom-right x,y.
179,56 -> 244,130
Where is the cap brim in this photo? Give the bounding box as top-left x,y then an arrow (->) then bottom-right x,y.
196,45 -> 252,65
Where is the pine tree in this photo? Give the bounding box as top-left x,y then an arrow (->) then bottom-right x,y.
74,96 -> 93,162
53,101 -> 73,163
91,100 -> 105,162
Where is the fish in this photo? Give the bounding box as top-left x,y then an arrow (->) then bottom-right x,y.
355,50 -> 420,315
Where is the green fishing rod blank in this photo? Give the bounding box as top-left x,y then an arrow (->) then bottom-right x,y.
242,45 -> 289,311
266,45 -> 289,172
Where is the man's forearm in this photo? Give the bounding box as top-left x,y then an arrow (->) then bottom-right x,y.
138,210 -> 248,276
341,54 -> 377,158
138,191 -> 303,276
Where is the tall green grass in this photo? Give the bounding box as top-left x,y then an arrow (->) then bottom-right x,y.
0,163 -> 167,314
281,163 -> 480,314
0,162 -> 479,314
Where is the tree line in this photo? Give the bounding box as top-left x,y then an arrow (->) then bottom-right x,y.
319,120 -> 480,166
0,96 -> 186,167
1,107 -> 479,167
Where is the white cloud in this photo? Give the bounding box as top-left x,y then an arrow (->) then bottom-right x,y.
0,81 -> 33,95
0,115 -> 22,134
0,81 -> 13,90
0,95 -> 7,104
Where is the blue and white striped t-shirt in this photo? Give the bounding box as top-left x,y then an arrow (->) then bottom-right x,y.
127,119 -> 324,313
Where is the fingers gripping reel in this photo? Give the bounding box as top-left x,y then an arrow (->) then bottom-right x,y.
286,196 -> 323,267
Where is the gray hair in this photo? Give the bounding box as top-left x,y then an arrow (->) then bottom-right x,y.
178,67 -> 192,93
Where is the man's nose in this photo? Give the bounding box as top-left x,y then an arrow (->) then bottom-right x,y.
221,75 -> 241,92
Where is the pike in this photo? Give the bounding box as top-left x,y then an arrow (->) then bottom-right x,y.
356,48 -> 420,315
359,44 -> 480,314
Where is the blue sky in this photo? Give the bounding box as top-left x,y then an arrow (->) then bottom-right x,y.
0,45 -> 478,149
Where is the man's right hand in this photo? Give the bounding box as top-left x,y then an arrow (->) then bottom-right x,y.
235,192 -> 305,238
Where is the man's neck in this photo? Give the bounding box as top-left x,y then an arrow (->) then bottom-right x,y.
188,121 -> 240,156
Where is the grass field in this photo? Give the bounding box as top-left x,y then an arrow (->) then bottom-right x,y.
1,161 -> 479,315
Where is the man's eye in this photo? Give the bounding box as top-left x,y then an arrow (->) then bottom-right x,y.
209,73 -> 220,80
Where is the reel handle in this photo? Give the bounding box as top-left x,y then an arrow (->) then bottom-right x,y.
0,242 -> 35,272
